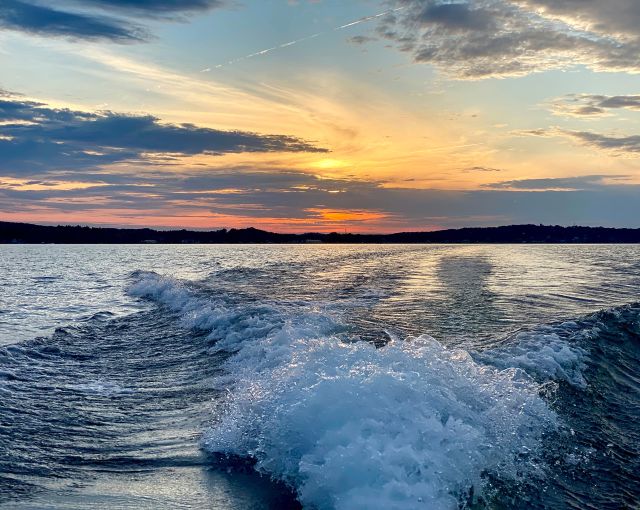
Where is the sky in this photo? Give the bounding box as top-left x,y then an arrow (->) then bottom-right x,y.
1,0 -> 640,233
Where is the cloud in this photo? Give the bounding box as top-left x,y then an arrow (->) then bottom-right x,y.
0,88 -> 18,97
67,0 -> 225,14
562,130 -> 640,155
0,95 -> 328,177
3,168 -> 640,231
418,2 -> 494,31
515,0 -> 640,39
484,174 -> 631,190
464,166 -> 503,172
515,128 -> 550,137
0,0 -> 144,42
550,93 -> 640,117
375,0 -> 640,79
519,127 -> 640,156
347,35 -> 377,45
0,0 -> 225,42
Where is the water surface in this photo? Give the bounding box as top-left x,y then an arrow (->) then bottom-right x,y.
1,244 -> 638,509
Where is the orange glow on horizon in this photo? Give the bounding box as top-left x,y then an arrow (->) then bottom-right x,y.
0,207 -> 443,234
306,208 -> 388,223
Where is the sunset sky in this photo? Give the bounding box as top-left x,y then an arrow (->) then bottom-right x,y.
1,0 -> 640,232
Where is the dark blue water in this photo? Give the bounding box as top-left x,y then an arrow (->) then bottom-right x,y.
0,245 -> 639,509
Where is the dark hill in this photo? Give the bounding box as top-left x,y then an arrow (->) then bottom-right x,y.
2,221 -> 640,244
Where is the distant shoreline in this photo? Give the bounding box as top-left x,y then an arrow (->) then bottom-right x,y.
2,221 -> 640,244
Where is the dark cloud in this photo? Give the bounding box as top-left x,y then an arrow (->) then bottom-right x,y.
563,130 -> 640,155
484,175 -> 630,190
418,3 -> 494,31
465,166 -> 503,172
375,0 -> 640,79
518,128 -> 549,137
0,96 -> 328,177
599,96 -> 640,109
0,88 -> 19,97
0,0 -> 144,42
0,138 -> 134,175
520,127 -> 640,156
0,0 -> 225,42
348,35 -> 377,45
515,0 -> 640,39
551,94 -> 640,117
68,0 -> 225,14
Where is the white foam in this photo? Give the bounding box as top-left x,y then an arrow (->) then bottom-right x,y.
128,271 -> 280,343
473,327 -> 589,388
129,272 -> 559,509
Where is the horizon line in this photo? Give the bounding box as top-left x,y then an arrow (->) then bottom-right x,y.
3,220 -> 640,237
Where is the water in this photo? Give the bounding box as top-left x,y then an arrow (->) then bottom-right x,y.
0,244 -> 639,509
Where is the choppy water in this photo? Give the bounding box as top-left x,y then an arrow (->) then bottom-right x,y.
0,244 -> 639,509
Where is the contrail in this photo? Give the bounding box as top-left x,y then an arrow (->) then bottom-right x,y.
201,6 -> 404,72
335,8 -> 397,30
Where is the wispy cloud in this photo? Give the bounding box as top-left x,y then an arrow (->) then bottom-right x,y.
0,0 -> 145,42
550,93 -> 640,117
521,127 -> 640,157
464,166 -> 504,173
562,130 -> 640,155
483,174 -> 631,190
67,0 -> 225,15
0,0 -> 225,43
347,35 -> 377,45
